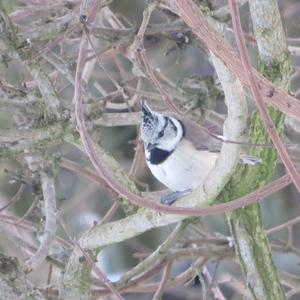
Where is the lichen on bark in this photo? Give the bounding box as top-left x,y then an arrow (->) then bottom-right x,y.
220,0 -> 292,299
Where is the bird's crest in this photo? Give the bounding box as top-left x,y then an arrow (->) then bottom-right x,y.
141,100 -> 159,142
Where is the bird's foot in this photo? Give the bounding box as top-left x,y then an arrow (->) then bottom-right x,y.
160,189 -> 192,205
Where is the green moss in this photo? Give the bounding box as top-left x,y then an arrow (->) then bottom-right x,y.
200,5 -> 214,17
258,52 -> 291,83
0,2 -> 19,49
228,209 -> 282,300
0,147 -> 22,159
0,254 -> 19,276
218,52 -> 289,300
79,263 -> 92,296
221,57 -> 287,202
78,248 -> 102,296
137,207 -> 146,214
220,108 -> 282,203
256,27 -> 269,36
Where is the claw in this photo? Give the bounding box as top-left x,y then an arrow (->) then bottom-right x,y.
160,189 -> 192,205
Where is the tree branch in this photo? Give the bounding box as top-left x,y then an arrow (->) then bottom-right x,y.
27,169 -> 57,269
64,5 -> 247,294
224,0 -> 292,298
163,0 -> 300,122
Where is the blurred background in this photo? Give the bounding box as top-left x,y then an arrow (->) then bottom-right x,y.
1,0 -> 300,299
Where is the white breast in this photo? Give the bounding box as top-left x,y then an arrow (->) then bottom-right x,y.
147,140 -> 218,192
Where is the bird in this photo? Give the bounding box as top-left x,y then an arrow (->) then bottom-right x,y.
140,101 -> 259,205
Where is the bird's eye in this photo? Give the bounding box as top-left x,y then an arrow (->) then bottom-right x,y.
158,131 -> 164,138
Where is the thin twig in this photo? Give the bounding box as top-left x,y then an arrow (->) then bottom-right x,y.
65,113 -> 297,217
94,257 -> 207,296
165,0 -> 300,122
202,266 -> 226,300
117,221 -> 187,288
60,158 -> 118,198
152,261 -> 172,300
98,201 -> 120,226
133,2 -> 180,114
73,22 -> 262,216
13,195 -> 39,226
0,184 -> 25,212
27,24 -> 80,64
77,244 -> 124,300
267,215 -> 300,235
83,23 -> 122,90
72,2 -> 256,218
59,219 -> 124,300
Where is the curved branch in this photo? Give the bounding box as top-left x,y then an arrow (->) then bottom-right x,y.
229,0 -> 300,193
163,0 -> 300,122
224,0 -> 292,299
64,10 -> 247,295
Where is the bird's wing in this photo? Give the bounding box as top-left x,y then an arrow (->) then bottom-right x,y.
177,115 -> 222,152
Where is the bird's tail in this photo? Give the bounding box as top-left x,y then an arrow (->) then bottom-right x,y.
239,155 -> 262,166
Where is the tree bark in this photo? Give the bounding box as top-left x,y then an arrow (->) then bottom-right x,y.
224,1 -> 291,299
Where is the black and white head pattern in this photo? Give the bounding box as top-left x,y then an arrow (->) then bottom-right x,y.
141,101 -> 185,153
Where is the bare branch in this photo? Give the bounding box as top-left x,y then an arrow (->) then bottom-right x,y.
0,253 -> 46,300
229,0 -> 300,193
0,184 -> 25,212
163,0 -> 300,122
27,170 -> 57,269
0,125 -> 63,144
64,4 -> 247,293
152,262 -> 172,300
116,221 -> 187,289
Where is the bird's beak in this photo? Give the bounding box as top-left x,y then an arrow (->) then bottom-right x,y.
146,143 -> 156,151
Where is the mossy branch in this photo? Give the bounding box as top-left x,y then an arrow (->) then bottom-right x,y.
63,26 -> 247,297
222,0 -> 292,299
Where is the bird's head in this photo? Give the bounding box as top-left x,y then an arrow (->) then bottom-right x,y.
141,101 -> 184,152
